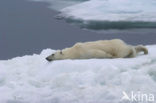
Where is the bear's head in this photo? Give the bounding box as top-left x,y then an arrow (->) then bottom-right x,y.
46,50 -> 63,61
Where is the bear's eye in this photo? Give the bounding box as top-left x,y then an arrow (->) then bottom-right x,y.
60,51 -> 63,54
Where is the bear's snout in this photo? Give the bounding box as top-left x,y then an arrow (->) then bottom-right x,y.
46,57 -> 53,61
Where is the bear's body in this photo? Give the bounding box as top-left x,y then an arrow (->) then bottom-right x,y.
46,39 -> 148,61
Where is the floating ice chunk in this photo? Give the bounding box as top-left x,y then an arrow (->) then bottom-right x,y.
61,0 -> 156,22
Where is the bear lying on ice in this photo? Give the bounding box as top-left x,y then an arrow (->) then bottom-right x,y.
46,39 -> 148,61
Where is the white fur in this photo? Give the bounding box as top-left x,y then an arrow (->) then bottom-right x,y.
46,39 -> 148,61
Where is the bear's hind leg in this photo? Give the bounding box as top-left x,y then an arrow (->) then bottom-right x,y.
135,45 -> 148,54
125,47 -> 137,58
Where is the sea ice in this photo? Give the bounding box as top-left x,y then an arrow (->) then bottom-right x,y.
0,45 -> 156,103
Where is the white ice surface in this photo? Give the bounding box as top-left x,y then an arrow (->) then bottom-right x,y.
60,0 -> 156,21
0,45 -> 156,103
30,0 -> 156,22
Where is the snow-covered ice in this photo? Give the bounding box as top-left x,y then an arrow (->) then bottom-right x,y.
60,0 -> 156,22
0,45 -> 156,103
30,0 -> 156,29
30,0 -> 156,22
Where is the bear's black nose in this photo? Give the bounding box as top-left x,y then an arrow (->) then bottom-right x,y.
46,57 -> 52,61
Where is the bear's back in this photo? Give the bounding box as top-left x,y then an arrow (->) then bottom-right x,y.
73,39 -> 126,50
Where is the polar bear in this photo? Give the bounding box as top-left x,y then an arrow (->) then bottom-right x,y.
46,39 -> 148,61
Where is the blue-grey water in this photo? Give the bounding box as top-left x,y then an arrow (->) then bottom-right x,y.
0,0 -> 156,60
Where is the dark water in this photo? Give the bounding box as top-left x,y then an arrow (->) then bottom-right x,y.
0,0 -> 156,60
65,18 -> 156,29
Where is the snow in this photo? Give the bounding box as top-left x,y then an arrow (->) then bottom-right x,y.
60,0 -> 156,22
30,0 -> 156,22
0,45 -> 156,103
